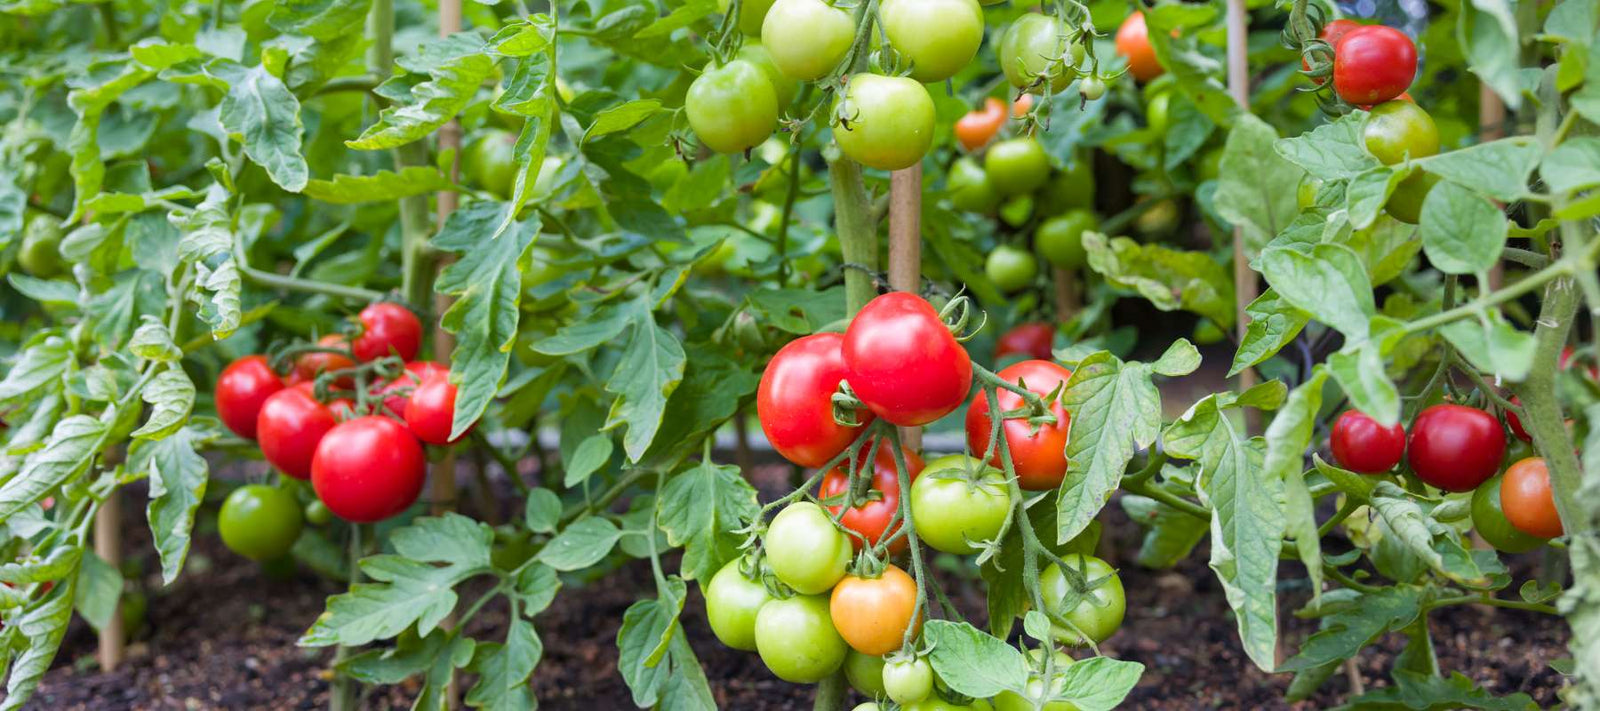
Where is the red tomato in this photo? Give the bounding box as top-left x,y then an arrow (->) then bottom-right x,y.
964,360 -> 1073,490
1328,410 -> 1406,474
995,322 -> 1055,361
1115,12 -> 1163,82
1407,404 -> 1506,492
954,97 -> 1006,152
1507,347 -> 1593,441
295,334 -> 356,385
1559,345 -> 1599,380
311,416 -> 427,523
257,383 -> 339,480
374,361 -> 449,418
216,355 -> 285,439
1332,25 -> 1416,106
352,303 -> 423,362
758,333 -> 875,468
406,372 -> 470,445
1302,18 -> 1361,85
818,441 -> 925,552
1501,457 -> 1563,539
842,293 -> 974,427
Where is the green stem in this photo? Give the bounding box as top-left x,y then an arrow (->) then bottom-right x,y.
1403,261 -> 1573,334
830,158 -> 878,314
1123,478 -> 1209,521
1426,594 -> 1558,616
776,141 -> 803,287
331,524 -> 364,711
1514,243 -> 1586,534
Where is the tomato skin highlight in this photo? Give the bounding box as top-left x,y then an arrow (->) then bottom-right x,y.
842,293 -> 974,427
765,501 -> 853,594
1406,404 -> 1507,492
687,59 -> 780,154
818,442 -> 924,552
995,322 -> 1055,361
754,594 -> 848,683
908,454 -> 1012,554
219,484 -> 305,562
1000,14 -> 1079,92
880,0 -> 985,83
1472,474 -> 1546,553
833,74 -> 936,172
406,372 -> 469,445
758,332 -> 874,468
257,383 -> 339,480
1328,410 -> 1406,474
1333,24 -> 1416,106
703,559 -> 773,651
311,416 -> 427,523
1040,553 -> 1125,644
351,303 -> 423,362
1115,12 -> 1163,82
1501,457 -> 1563,539
830,564 -> 921,655
955,97 -> 1006,152
216,355 -> 286,439
965,360 -> 1073,490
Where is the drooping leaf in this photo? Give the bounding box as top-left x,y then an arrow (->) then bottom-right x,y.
1056,352 -> 1161,545
923,620 -> 1029,698
132,426 -> 213,583
131,368 -> 195,440
1215,114 -> 1304,255
347,33 -> 496,150
0,415 -> 108,521
303,166 -> 455,204
1083,232 -> 1235,328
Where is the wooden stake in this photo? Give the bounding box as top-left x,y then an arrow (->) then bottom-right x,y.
1225,0 -> 1258,406
1052,266 -> 1079,319
94,491 -> 124,671
435,3 -> 462,708
889,165 -> 923,451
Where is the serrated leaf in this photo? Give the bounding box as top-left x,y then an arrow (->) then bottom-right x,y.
604,304 -> 686,461
1083,232 -> 1235,328
131,368 -> 195,440
1,585 -> 75,711
0,415 -> 107,521
1215,114 -> 1304,256
1257,244 -> 1374,340
218,64 -> 308,192
1265,369 -> 1328,599
537,516 -> 622,571
1055,656 -> 1146,711
743,287 -> 849,335
1335,670 -> 1537,710
391,513 -> 495,569
1056,353 -> 1161,544
1420,180 -> 1507,275
300,555 -> 475,647
923,620 -> 1029,698
267,0 -> 373,41
1368,482 -> 1444,571
173,186 -> 242,338
347,33 -> 496,150
132,427 -> 212,583
656,460 -> 759,582
1280,586 -> 1421,672
616,579 -> 688,707
1275,114 -> 1378,180
584,99 -> 663,144
489,15 -> 555,56
465,617 -> 542,710
531,302 -> 633,355
1418,137 -> 1541,202
0,336 -> 73,403
303,166 -> 454,204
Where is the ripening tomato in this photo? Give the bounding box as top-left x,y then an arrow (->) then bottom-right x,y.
883,656 -> 934,704
965,360 -> 1073,490
1407,404 -> 1506,492
819,442 -> 925,552
351,303 -> 422,363
758,333 -> 874,468
830,564 -> 921,655
1302,19 -> 1361,85
1332,25 -> 1416,106
1012,94 -> 1033,117
955,97 -> 1007,152
986,245 -> 1038,294
218,484 -> 304,561
257,383 -> 339,480
766,501 -> 853,594
1115,12 -> 1163,82
834,74 -> 936,171
1328,410 -> 1406,474
1501,457 -> 1563,539
295,334 -> 356,384
755,594 -> 848,682
406,372 -> 470,445
999,13 -> 1080,92
763,0 -> 854,81
995,323 -> 1055,361
842,292 -> 974,427
216,355 -> 286,439
908,455 -> 1012,555
1363,100 -> 1438,166
994,650 -> 1077,711
704,558 -> 774,651
880,0 -> 984,83
311,416 -> 427,522
1040,554 -> 1125,644
844,650 -> 888,697
1034,209 -> 1096,270
985,138 -> 1051,196
1471,474 -> 1546,553
687,59 -> 779,154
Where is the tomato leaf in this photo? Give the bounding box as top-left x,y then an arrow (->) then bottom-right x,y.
216,63 -> 308,192
266,0 -> 372,41
1055,351 -> 1161,545
616,578 -> 688,707
1419,179 -> 1508,275
173,187 -> 243,338
538,516 -> 622,572
1229,290 -> 1310,377
1438,309 -> 1537,382
922,620 -> 1029,698
128,318 -> 182,363
465,617 -> 542,710
1274,114 -> 1378,181
0,414 -> 107,522
639,346 -> 759,469
603,301 -> 687,461
1457,0 -> 1523,111
1,582 -> 75,710
1053,656 -> 1146,711
302,166 -> 456,204
656,460 -> 759,582
1264,368 -> 1328,600
1280,586 -> 1421,672
1083,232 -> 1236,328
131,368 -> 195,440
523,488 -> 562,534
1417,136 -> 1541,202
1258,243 -> 1374,341
1327,341 -> 1401,426
1122,480 -> 1207,569
0,336 -> 73,405
1215,114 -> 1304,256
72,550 -> 121,633
564,435 -> 615,488
744,287 -> 849,335
346,33 -> 495,150
1150,338 -> 1201,378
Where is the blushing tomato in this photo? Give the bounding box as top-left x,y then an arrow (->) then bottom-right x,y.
842,292 -> 974,427
754,594 -> 848,683
295,334 -> 356,384
1363,100 -> 1438,165
216,355 -> 285,439
818,442 -> 925,552
999,13 -> 1080,92
1501,457 -> 1563,539
830,564 -> 921,655
687,59 -> 780,154
1039,554 -> 1125,644
985,245 -> 1038,294
965,360 -> 1073,491
834,74 -> 936,171
704,558 -> 774,651
1471,474 -> 1545,553
984,137 -> 1051,196
1034,209 -> 1096,270
351,302 -> 423,362
218,484 -> 304,561
844,650 -> 888,697
1328,410 -> 1406,474
766,501 -> 853,594
1407,404 -> 1506,492
758,333 -> 874,468
955,97 -> 1006,152
1332,25 -> 1416,106
995,322 -> 1055,361
257,383 -> 339,480
947,157 -> 1001,213
908,454 -> 1012,555
880,0 -> 984,83
406,371 -> 470,445
762,0 -> 854,81
311,415 -> 427,523
1011,94 -> 1033,117
1115,12 -> 1163,82
883,656 -> 934,704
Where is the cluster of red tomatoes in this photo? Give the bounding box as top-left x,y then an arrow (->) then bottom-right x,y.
212,303 -> 472,559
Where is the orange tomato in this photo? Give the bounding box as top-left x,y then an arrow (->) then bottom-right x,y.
1115,12 -> 1163,82
1502,458 -> 1563,539
955,97 -> 1006,151
829,564 -> 921,655
1011,93 -> 1033,118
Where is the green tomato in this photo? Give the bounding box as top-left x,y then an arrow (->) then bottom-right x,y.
884,656 -> 934,704
1037,158 -> 1095,214
909,455 -> 1012,555
844,650 -> 888,697
948,157 -> 1001,213
999,195 -> 1033,228
985,138 -> 1051,196
834,74 -> 936,171
1039,554 -> 1125,645
993,650 -> 1079,711
1079,76 -> 1106,101
687,59 -> 779,154
219,484 -> 305,562
736,42 -> 798,111
704,558 -> 774,651
719,0 -> 778,35
1472,474 -> 1546,554
1146,91 -> 1170,134
17,214 -> 65,279
1196,146 -> 1223,183
763,0 -> 854,81
854,705 -> 884,711
986,245 -> 1038,293
754,594 -> 848,683
303,499 -> 333,526
1134,198 -> 1179,238
906,699 -> 993,711
1385,171 -> 1437,225
880,0 -> 985,83
1363,100 -> 1439,166
999,14 -> 1081,92
766,501 -> 852,594
1035,209 -> 1096,270
466,130 -> 517,197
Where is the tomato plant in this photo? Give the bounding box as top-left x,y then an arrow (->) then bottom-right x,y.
882,656 -> 934,704
965,360 -> 1073,490
766,502 -> 853,595
705,559 -> 774,651
819,442 -> 924,552
311,416 -> 427,523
